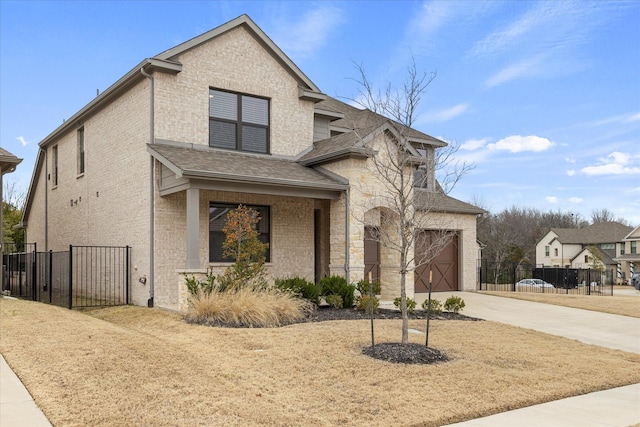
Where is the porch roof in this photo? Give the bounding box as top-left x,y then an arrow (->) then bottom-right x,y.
148,142 -> 348,198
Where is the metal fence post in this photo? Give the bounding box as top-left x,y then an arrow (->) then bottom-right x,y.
32,243 -> 38,302
125,246 -> 130,305
68,245 -> 73,309
48,250 -> 53,304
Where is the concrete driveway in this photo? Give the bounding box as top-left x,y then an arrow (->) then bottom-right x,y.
414,291 -> 640,354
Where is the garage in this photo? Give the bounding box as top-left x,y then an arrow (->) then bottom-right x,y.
415,231 -> 459,293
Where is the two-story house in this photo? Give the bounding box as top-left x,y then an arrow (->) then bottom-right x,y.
21,15 -> 484,311
614,224 -> 640,284
535,221 -> 635,284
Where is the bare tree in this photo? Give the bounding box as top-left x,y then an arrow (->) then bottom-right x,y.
591,208 -> 629,226
348,61 -> 472,345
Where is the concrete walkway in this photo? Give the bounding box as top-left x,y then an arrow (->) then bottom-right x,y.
0,354 -> 52,427
413,291 -> 640,427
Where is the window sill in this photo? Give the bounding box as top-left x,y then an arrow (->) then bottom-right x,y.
76,173 -> 85,179
208,262 -> 273,267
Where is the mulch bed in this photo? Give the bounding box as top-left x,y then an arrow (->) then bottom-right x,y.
307,306 -> 481,323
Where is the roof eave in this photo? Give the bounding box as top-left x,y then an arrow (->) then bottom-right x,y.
38,58 -> 182,149
182,169 -> 348,191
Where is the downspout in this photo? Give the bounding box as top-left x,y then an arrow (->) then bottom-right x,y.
41,147 -> 49,252
140,65 -> 155,308
344,187 -> 350,280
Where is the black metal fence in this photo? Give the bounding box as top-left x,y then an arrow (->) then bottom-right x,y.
3,243 -> 130,309
477,260 -> 614,296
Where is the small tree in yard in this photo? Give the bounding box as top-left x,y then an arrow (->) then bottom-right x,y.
350,60 -> 472,345
220,205 -> 268,289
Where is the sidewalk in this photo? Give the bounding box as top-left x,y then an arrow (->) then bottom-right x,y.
0,354 -> 52,427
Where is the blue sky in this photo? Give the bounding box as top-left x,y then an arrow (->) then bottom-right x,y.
1,1 -> 639,224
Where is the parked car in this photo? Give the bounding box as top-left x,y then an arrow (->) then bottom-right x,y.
631,273 -> 640,290
515,278 -> 554,288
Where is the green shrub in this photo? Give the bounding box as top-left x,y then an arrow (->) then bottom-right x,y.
273,276 -> 321,305
325,294 -> 343,309
319,275 -> 355,308
444,296 -> 465,313
355,294 -> 379,313
421,298 -> 442,314
393,297 -> 416,314
355,280 -> 381,295
185,268 -> 217,296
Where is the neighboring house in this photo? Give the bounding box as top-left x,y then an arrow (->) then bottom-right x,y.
535,221 -> 635,284
21,15 -> 484,311
614,224 -> 640,284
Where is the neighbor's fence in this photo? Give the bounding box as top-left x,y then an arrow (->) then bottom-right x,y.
477,260 -> 613,296
2,243 -> 130,309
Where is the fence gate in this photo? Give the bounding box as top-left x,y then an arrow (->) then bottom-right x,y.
3,244 -> 130,309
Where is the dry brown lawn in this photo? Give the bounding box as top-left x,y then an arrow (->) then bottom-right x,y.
2,297 -> 640,427
481,291 -> 640,318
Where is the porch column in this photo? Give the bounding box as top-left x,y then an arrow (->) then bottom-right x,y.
186,188 -> 200,269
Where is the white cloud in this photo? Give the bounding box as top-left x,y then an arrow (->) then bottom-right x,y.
487,135 -> 554,153
568,197 -> 583,203
545,196 -> 559,203
460,138 -> 489,151
565,157 -> 576,164
17,136 -> 29,146
485,54 -> 547,87
271,5 -> 345,59
591,112 -> 640,126
422,103 -> 469,122
566,170 -> 576,177
581,151 -> 640,176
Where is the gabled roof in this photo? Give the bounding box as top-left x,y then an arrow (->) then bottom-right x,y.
35,15 -> 323,152
155,14 -> 322,97
549,222 -> 632,245
315,97 -> 446,146
623,224 -> 640,240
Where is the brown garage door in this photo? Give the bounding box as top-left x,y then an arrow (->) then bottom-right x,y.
415,232 -> 458,293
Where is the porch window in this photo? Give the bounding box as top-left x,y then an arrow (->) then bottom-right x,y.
209,203 -> 270,262
209,89 -> 269,154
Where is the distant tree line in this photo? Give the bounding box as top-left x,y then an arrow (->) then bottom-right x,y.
477,206 -> 630,268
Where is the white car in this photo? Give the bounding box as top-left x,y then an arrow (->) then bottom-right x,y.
515,279 -> 554,288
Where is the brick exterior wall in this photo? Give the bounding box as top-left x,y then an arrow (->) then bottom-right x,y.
24,80 -> 153,306
154,26 -> 315,157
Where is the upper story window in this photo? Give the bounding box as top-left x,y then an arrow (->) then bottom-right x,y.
52,145 -> 59,186
554,248 -> 558,256
77,127 -> 85,175
632,241 -> 637,254
209,89 -> 269,154
545,246 -> 550,257
600,243 -> 614,250
620,244 -> 625,255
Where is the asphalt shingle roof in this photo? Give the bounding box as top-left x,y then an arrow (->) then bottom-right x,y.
551,222 -> 633,244
148,143 -> 348,191
414,188 -> 487,215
